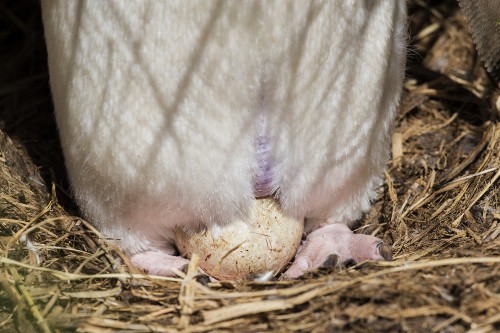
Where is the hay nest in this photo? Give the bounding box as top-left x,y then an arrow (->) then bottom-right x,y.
1,1 -> 499,332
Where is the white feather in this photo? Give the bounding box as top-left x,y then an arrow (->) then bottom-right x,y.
41,0 -> 406,256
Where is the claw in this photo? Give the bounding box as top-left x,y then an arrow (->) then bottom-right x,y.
284,223 -> 393,278
342,259 -> 356,267
376,242 -> 393,261
320,254 -> 339,268
180,264 -> 189,273
195,274 -> 211,286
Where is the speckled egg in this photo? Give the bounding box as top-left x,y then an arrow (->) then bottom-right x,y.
174,197 -> 304,280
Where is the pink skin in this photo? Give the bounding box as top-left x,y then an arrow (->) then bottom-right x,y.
124,131 -> 393,279
284,223 -> 392,279
41,0 -> 405,281
127,222 -> 392,279
130,250 -> 190,276
127,135 -> 393,279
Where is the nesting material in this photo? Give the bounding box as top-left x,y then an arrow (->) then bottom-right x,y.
1,1 -> 500,332
174,198 -> 304,280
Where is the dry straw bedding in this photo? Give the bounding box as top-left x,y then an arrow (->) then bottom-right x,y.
1,0 -> 499,332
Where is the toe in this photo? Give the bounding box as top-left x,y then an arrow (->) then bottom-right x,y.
376,242 -> 393,261
283,223 -> 393,278
130,250 -> 190,276
283,256 -> 310,279
350,233 -> 392,262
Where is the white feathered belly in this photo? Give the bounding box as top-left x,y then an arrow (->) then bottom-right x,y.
42,0 -> 406,255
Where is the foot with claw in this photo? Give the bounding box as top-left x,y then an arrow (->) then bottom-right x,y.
284,223 -> 392,278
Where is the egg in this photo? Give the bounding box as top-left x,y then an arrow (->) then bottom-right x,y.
173,198 -> 304,280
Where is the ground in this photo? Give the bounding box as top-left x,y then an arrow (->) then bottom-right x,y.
0,0 -> 499,332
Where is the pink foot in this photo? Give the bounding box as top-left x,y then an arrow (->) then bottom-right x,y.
130,250 -> 190,276
284,223 -> 392,278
